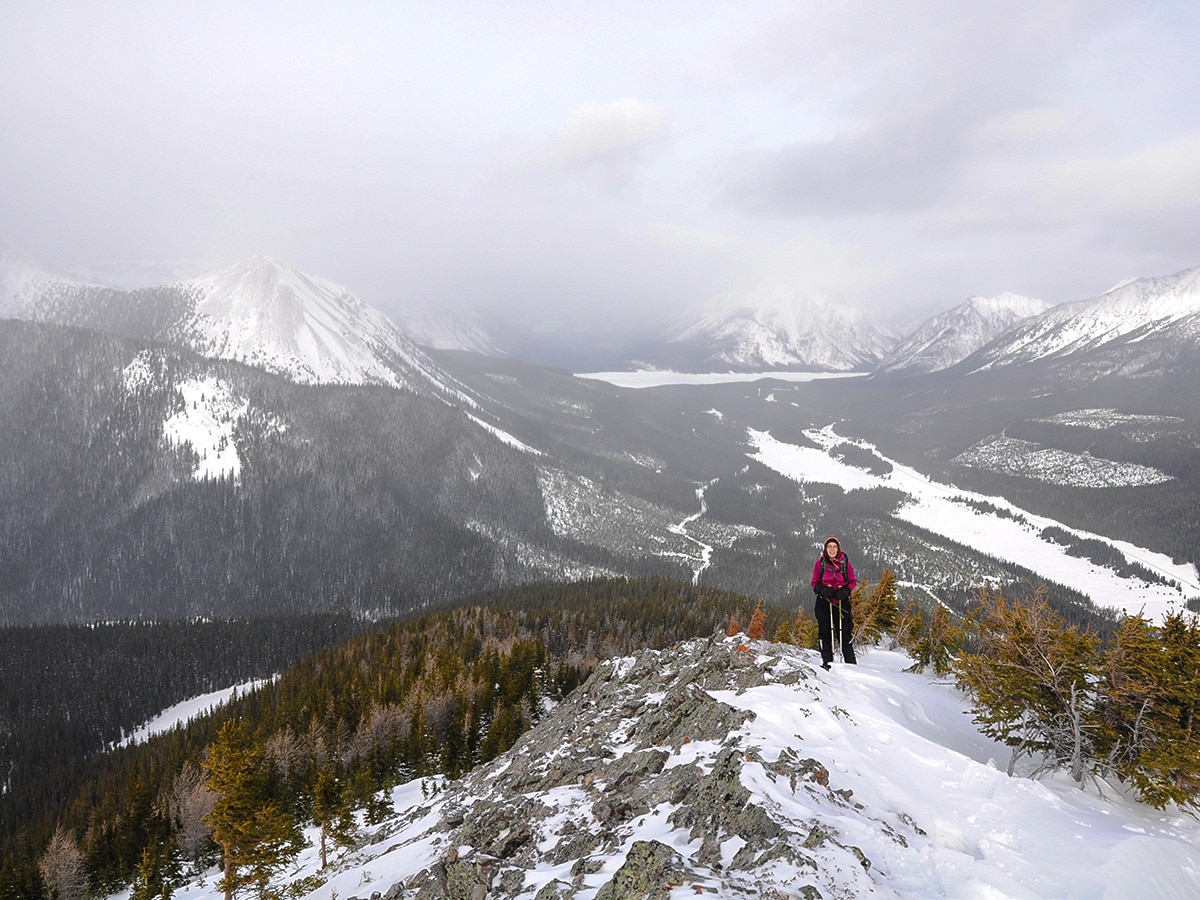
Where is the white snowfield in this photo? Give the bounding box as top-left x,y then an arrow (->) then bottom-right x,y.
162,642 -> 1200,900
749,426 -> 1199,621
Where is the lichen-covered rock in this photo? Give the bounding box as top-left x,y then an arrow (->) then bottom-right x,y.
668,748 -> 780,851
593,841 -> 690,900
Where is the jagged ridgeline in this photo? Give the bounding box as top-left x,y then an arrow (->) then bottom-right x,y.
0,577 -> 785,897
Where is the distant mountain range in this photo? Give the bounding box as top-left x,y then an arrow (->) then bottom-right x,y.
961,266 -> 1200,378
10,248 -> 1200,380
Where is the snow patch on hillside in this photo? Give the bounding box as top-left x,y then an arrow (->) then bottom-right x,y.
953,436 -> 1174,487
1033,408 -> 1186,430
466,413 -> 543,455
121,351 -> 164,392
116,678 -> 273,748
161,378 -> 252,482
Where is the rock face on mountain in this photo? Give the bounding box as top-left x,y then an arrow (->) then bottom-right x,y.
333,636 -> 909,899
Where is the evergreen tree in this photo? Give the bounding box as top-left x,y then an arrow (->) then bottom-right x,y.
956,591 -> 1100,780
311,767 -> 356,871
906,604 -> 963,678
853,568 -> 900,647
790,608 -> 818,651
129,841 -> 179,900
1100,613 -> 1200,808
202,721 -> 304,900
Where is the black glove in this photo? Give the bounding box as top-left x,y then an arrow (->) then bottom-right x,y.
834,587 -> 851,602
815,584 -> 834,599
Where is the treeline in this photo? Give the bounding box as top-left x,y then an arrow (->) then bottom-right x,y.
0,615 -> 369,848
0,577 -> 784,899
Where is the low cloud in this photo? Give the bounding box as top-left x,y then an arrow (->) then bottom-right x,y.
638,223 -> 889,315
553,98 -> 669,165
720,113 -> 966,216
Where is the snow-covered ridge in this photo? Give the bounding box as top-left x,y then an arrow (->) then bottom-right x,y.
393,304 -> 509,356
0,246 -> 102,321
665,291 -> 897,372
968,265 -> 1200,372
169,637 -> 1200,899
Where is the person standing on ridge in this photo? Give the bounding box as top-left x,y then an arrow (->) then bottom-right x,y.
811,536 -> 858,669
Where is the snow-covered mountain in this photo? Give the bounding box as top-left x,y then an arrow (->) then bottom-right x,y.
659,292 -> 897,372
875,292 -> 1048,376
169,636 -> 1200,899
964,266 -> 1200,376
2,251 -> 475,398
163,255 -> 464,392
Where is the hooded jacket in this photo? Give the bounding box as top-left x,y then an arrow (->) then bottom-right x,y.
811,551 -> 857,603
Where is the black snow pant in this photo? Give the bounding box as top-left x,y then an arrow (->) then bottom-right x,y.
815,595 -> 857,666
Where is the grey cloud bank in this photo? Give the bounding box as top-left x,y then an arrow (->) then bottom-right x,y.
2,1 -> 1198,339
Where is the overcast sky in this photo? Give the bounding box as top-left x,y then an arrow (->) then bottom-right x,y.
3,1 -> 1199,336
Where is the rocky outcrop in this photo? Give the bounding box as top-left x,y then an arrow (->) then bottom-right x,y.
341,636 -> 920,899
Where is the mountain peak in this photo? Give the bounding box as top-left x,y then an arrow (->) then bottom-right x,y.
165,258 -> 448,390
2,252 -> 477,398
875,291 -> 1047,376
659,291 -> 896,372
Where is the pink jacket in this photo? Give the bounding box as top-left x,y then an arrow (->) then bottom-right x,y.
811,553 -> 857,601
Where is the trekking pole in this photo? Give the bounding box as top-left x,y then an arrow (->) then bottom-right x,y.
840,602 -> 849,667
831,601 -> 841,663
838,602 -> 845,662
